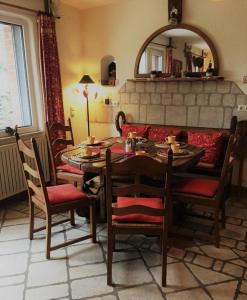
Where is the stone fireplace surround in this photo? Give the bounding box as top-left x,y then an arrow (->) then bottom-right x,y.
118,80 -> 246,129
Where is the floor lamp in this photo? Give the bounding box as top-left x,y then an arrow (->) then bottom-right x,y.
79,74 -> 94,136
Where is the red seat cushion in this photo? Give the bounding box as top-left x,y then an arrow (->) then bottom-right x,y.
44,184 -> 88,204
56,164 -> 84,175
121,124 -> 150,138
188,131 -> 224,166
148,127 -> 181,142
174,178 -> 219,197
112,197 -> 164,223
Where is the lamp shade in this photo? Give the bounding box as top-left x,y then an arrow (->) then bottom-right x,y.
79,74 -> 94,84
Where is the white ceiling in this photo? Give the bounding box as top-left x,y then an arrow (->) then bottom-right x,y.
61,0 -> 122,10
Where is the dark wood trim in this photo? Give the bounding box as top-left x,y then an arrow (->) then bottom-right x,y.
134,23 -> 219,78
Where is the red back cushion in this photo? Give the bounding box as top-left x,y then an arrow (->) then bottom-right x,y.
188,131 -> 224,166
121,124 -> 150,138
112,196 -> 163,223
148,127 -> 181,142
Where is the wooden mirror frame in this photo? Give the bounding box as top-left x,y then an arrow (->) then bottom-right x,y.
134,23 -> 219,78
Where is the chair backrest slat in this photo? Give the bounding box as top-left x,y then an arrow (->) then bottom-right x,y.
112,184 -> 165,197
16,134 -> 50,207
112,205 -> 166,216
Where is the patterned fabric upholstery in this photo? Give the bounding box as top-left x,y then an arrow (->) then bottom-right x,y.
112,197 -> 163,223
174,178 -> 219,198
121,124 -> 150,138
38,184 -> 88,204
56,164 -> 84,175
188,131 -> 224,166
148,127 -> 181,141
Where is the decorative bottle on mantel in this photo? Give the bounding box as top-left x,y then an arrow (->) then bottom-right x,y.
206,61 -> 214,77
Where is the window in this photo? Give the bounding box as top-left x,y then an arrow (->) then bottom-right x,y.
139,51 -> 147,73
151,55 -> 163,72
0,10 -> 43,137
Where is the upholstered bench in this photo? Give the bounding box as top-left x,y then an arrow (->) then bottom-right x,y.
115,111 -> 237,176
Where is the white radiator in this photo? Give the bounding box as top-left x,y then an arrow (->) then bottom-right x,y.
0,134 -> 50,200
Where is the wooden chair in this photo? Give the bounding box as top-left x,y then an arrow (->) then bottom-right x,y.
173,134 -> 235,247
16,133 -> 96,259
45,118 -> 84,186
105,149 -> 173,287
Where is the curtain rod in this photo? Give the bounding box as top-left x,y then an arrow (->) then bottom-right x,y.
0,1 -> 60,18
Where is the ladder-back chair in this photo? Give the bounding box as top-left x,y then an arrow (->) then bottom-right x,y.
105,149 -> 173,287
16,134 -> 96,259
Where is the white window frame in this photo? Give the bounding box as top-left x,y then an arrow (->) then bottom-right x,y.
0,8 -> 44,139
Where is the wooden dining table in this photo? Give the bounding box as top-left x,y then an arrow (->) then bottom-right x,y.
61,137 -> 204,220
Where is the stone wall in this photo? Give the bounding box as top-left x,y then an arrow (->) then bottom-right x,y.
118,80 -> 247,129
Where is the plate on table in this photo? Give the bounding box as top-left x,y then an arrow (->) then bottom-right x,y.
155,141 -> 187,149
76,151 -> 100,159
157,149 -> 193,158
80,140 -> 104,147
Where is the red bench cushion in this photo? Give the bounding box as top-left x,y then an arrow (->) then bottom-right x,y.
148,127 -> 181,141
112,197 -> 163,223
188,131 -> 224,166
36,184 -> 88,204
56,164 -> 84,175
174,178 -> 219,197
121,124 -> 150,138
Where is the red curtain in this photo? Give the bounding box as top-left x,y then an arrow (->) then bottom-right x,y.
38,14 -> 65,126
165,47 -> 173,73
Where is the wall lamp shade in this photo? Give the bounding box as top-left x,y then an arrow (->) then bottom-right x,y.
79,74 -> 94,84
78,74 -> 94,137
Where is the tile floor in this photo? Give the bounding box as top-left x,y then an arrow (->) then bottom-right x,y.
0,197 -> 247,300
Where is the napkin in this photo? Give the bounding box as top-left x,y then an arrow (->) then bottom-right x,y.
110,145 -> 133,155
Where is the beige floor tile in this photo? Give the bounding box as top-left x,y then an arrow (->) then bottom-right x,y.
220,237 -> 237,248
193,254 -> 213,268
168,247 -> 186,259
0,274 -> 25,287
27,260 -> 68,287
0,284 -> 24,300
118,284 -> 163,300
213,260 -> 223,271
90,296 -> 116,300
166,288 -> 211,300
112,259 -> 152,285
25,283 -> 69,300
113,250 -> 140,262
0,253 -> 28,277
71,275 -> 113,299
200,245 -> 238,260
142,251 -> 177,267
187,263 -> 233,285
234,249 -> 247,257
231,259 -> 247,268
68,243 -> 104,267
237,294 -> 247,300
220,224 -> 247,241
30,232 -> 65,253
237,242 -> 247,251
69,263 -> 106,280
150,262 -> 199,293
185,246 -> 204,255
4,209 -> 27,219
223,263 -> 243,277
0,224 -> 29,241
184,252 -> 195,262
0,238 -> 30,255
241,281 -> 247,293
30,249 -> 66,263
207,280 -> 238,300
3,216 -> 29,226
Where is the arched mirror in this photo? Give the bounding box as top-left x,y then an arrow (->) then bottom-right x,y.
134,24 -> 219,78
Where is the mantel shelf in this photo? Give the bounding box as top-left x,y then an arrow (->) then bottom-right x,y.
129,76 -> 224,83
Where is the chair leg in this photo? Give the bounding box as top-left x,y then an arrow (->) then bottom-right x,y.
161,223 -> 168,287
46,213 -> 52,259
221,203 -> 226,229
29,201 -> 34,240
214,208 -> 220,248
107,230 -> 114,286
70,209 -> 75,226
90,202 -> 97,243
